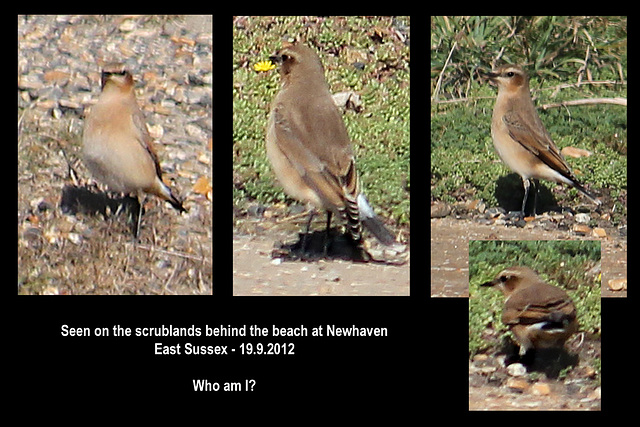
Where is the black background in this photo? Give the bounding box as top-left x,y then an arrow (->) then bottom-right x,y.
12,13 -> 630,418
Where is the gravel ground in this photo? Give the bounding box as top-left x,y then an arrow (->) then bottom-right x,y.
18,15 -> 212,294
431,205 -> 627,298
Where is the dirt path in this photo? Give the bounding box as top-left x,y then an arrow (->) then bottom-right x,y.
469,336 -> 601,411
431,216 -> 627,297
233,231 -> 409,296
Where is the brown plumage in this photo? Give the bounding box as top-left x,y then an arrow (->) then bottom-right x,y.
83,63 -> 185,213
481,266 -> 578,356
487,65 -> 600,214
266,44 -> 397,247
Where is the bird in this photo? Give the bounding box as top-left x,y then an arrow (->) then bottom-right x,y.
487,64 -> 601,216
82,63 -> 186,235
266,43 -> 400,253
480,266 -> 579,356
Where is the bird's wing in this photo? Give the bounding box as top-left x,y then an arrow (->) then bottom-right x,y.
502,111 -> 574,179
270,97 -> 357,209
130,104 -> 164,179
503,284 -> 576,325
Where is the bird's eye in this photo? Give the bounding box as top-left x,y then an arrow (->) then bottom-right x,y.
500,275 -> 508,282
506,72 -> 515,77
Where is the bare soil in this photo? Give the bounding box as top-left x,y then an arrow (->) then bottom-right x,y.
233,212 -> 410,296
469,336 -> 601,410
431,216 -> 626,298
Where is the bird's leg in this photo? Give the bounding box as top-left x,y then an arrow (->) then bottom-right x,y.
300,210 -> 315,254
508,178 -> 530,219
532,179 -> 539,216
520,177 -> 531,216
133,195 -> 144,241
323,211 -> 332,257
521,178 -> 530,214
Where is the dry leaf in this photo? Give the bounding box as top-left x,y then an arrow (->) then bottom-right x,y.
193,176 -> 211,196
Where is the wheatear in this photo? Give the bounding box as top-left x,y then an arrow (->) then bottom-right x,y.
481,266 -> 578,356
487,65 -> 601,215
266,44 -> 398,250
83,64 -> 186,233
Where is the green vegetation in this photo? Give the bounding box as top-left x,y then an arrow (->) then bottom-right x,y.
468,240 -> 601,357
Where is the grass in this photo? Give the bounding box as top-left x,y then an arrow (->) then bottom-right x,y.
431,16 -> 627,223
233,16 -> 411,229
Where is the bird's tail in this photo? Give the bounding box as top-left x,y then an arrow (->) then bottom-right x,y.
571,180 -> 602,206
357,194 -> 399,247
166,193 -> 187,213
344,195 -> 363,243
152,178 -> 187,213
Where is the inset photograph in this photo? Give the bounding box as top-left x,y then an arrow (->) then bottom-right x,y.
468,240 -> 601,410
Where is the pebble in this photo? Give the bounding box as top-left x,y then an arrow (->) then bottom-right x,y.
561,146 -> 593,158
430,202 -> 451,218
572,224 -> 591,235
506,363 -> 527,377
575,213 -> 590,224
608,278 -> 627,291
506,378 -> 528,392
530,382 -> 552,396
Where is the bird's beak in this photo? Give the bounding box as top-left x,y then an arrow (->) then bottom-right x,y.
483,70 -> 499,83
269,53 -> 283,64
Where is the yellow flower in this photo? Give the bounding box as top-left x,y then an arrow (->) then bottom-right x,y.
253,60 -> 276,72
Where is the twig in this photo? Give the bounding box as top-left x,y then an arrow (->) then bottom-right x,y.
432,96 -> 489,105
617,62 -> 626,83
433,41 -> 457,102
132,243 -> 211,264
162,262 -> 179,294
546,79 -> 626,91
541,97 -> 627,110
275,210 -> 313,224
